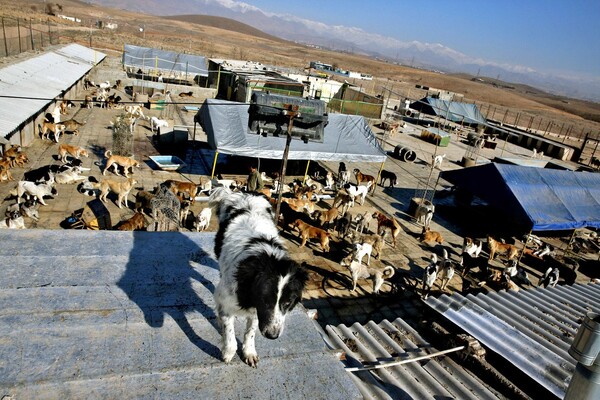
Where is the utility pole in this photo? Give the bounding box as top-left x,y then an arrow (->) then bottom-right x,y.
274,104 -> 301,223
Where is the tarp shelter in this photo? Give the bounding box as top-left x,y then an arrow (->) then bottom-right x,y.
410,97 -> 486,125
123,44 -> 208,78
440,163 -> 600,231
195,99 -> 387,162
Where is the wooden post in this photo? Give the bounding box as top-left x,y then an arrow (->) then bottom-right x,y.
29,19 -> 34,50
17,18 -> 21,53
2,18 -> 8,56
47,18 -> 51,45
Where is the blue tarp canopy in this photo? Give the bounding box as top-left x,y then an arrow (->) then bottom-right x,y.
123,44 -> 208,77
410,97 -> 486,125
440,163 -> 600,231
195,99 -> 387,162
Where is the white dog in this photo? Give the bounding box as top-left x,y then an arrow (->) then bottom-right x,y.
13,180 -> 58,206
54,166 -> 87,185
344,182 -> 371,206
422,253 -> 438,299
209,187 -> 308,367
194,207 -> 212,231
437,249 -> 454,290
0,210 -> 25,229
432,154 -> 446,169
324,171 -> 335,190
149,116 -> 169,133
342,259 -> 394,293
341,242 -> 373,266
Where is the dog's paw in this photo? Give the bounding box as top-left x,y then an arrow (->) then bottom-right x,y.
222,348 -> 236,364
243,353 -> 259,368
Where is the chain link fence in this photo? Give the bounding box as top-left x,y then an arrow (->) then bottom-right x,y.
0,16 -> 59,57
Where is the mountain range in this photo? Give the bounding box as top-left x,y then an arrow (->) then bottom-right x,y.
84,0 -> 599,102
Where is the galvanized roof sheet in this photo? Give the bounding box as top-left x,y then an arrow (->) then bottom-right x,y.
325,317 -> 502,399
0,44 -> 105,138
425,284 -> 600,398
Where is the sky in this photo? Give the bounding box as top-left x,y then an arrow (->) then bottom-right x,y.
242,0 -> 600,79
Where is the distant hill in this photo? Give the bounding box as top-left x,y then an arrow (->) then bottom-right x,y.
164,14 -> 285,43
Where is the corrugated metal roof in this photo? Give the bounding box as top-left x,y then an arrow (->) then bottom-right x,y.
425,284 -> 600,398
0,44 -> 105,138
324,317 -> 502,399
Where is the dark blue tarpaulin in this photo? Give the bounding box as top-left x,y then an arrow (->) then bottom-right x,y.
440,163 -> 600,231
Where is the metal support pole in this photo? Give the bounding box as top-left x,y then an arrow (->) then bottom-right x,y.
564,313 -> 600,400
29,19 -> 34,50
210,151 -> 219,179
2,18 -> 8,56
303,160 -> 310,184
17,19 -> 21,53
274,105 -> 300,223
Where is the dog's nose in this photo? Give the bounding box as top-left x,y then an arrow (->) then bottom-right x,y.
263,329 -> 280,340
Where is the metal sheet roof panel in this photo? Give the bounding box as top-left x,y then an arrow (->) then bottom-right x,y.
0,44 -> 105,138
425,284 -> 600,398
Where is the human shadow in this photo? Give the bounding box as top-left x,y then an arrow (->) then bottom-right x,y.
117,231 -> 221,360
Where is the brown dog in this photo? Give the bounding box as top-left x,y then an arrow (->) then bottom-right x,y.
134,190 -> 155,214
420,227 -> 444,244
61,119 -> 86,135
487,236 -> 519,261
91,177 -> 138,209
103,150 -> 140,177
58,144 -> 89,163
314,207 -> 339,230
372,211 -> 402,248
292,219 -> 331,252
353,168 -> 376,192
164,180 -> 199,203
117,212 -> 145,231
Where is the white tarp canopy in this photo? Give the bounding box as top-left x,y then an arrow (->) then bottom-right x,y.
123,44 -> 208,78
196,99 -> 387,162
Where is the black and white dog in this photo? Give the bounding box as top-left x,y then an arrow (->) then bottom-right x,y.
209,187 -> 307,367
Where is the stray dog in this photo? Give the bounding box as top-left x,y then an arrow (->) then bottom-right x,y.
539,267 -> 559,288
40,122 -> 66,142
420,227 -> 444,244
353,168 -> 376,192
58,143 -> 89,163
437,249 -> 454,290
344,182 -> 371,206
194,207 -> 212,231
117,212 -> 145,231
61,119 -> 86,135
341,258 -> 395,293
350,231 -> 384,260
335,211 -> 352,239
415,202 -> 435,229
314,206 -> 338,230
324,171 -> 335,190
332,191 -> 353,214
342,242 -> 373,266
292,219 -> 331,252
0,210 -> 25,229
134,190 -> 155,214
54,166 -> 87,184
103,150 -> 140,177
13,180 -> 58,206
372,211 -> 402,248
179,91 -> 194,98
149,116 -> 169,133
209,187 -> 307,367
6,199 -> 39,221
487,236 -> 519,261
164,180 -> 199,203
179,200 -> 191,226
278,201 -> 314,232
354,211 -> 373,233
422,253 -> 438,299
91,177 -> 137,208
379,170 -> 397,187
432,154 -> 446,169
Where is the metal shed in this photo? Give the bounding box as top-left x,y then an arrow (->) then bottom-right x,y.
0,44 -> 105,144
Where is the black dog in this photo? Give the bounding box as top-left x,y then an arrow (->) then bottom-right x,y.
380,169 -> 397,187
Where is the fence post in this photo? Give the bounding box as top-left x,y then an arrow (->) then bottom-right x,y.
2,18 -> 8,57
29,18 -> 34,50
17,18 -> 21,53
47,18 -> 51,45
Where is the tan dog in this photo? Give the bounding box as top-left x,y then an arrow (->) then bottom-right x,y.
164,180 -> 199,203
350,231 -> 384,259
40,121 -> 66,142
0,166 -> 14,182
282,197 -> 315,214
117,212 -> 146,231
372,211 -> 402,248
292,219 -> 331,252
488,236 -> 519,261
103,150 -> 140,177
58,144 -> 89,163
314,207 -> 338,230
134,190 -> 155,214
61,119 -> 86,135
420,227 -> 444,244
91,177 -> 137,208
13,152 -> 29,168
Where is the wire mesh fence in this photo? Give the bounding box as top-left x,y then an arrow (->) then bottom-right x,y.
0,16 -> 59,57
